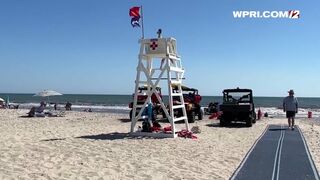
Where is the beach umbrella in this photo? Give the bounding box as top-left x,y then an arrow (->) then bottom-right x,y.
0,98 -> 4,102
34,90 -> 63,104
34,90 -> 63,97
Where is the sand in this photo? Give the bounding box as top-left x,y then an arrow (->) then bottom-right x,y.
0,109 -> 319,180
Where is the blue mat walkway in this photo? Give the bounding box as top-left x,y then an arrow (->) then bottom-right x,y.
231,124 -> 320,180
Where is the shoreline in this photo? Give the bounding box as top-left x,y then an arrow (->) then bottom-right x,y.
0,109 -> 320,179
2,93 -> 320,110
6,104 -> 320,119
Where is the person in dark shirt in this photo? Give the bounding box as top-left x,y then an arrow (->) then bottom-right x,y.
65,102 -> 72,111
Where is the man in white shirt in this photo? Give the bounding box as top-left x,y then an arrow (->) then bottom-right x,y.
283,90 -> 299,130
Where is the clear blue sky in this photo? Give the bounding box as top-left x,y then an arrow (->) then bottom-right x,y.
1,0 -> 319,97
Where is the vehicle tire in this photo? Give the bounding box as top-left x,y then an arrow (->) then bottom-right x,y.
188,111 -> 196,123
198,109 -> 204,120
246,118 -> 253,127
220,117 -> 226,127
252,112 -> 257,123
252,118 -> 256,123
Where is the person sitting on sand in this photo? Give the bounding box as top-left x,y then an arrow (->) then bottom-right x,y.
36,102 -> 46,113
210,102 -> 219,113
10,104 -> 19,109
83,108 -> 92,112
27,107 -> 36,117
27,102 -> 46,117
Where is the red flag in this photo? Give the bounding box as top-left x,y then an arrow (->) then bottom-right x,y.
129,7 -> 140,17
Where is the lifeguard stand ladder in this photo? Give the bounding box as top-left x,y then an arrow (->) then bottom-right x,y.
130,37 -> 189,138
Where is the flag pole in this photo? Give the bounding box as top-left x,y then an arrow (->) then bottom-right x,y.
140,6 -> 145,39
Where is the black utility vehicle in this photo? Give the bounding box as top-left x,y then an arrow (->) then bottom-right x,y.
219,88 -> 256,127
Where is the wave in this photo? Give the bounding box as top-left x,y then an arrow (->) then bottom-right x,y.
258,107 -> 320,118
71,105 -> 130,110
15,103 -> 130,112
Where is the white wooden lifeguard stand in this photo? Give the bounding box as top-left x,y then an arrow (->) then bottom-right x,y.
130,36 -> 189,138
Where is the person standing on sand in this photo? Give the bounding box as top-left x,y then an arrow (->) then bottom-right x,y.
65,101 -> 72,111
283,89 -> 299,130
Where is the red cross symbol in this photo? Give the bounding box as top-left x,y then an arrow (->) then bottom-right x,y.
150,41 -> 158,50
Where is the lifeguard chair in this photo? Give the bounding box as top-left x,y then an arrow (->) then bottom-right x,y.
130,31 -> 189,138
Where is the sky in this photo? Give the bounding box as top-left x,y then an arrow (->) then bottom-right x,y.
0,0 -> 320,97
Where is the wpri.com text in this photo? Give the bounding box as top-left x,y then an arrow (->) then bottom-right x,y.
233,10 -> 300,19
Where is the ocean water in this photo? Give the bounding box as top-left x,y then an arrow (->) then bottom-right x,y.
1,93 -> 320,118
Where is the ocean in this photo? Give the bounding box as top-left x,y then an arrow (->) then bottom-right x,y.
1,93 -> 320,118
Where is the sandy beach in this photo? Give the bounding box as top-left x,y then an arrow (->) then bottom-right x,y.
0,109 -> 319,179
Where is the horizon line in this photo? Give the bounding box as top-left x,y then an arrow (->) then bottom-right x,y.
0,92 -> 319,98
